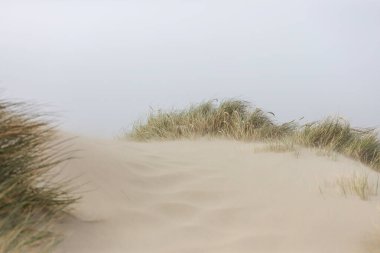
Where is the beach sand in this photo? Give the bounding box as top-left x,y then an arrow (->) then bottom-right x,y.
55,135 -> 380,253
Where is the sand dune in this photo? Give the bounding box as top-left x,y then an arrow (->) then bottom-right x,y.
55,136 -> 380,253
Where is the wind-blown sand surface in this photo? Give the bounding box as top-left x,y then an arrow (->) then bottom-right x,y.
55,136 -> 380,253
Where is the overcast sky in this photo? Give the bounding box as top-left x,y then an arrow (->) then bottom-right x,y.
1,0 -> 379,137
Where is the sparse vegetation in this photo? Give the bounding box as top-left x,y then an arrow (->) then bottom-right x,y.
315,149 -> 338,161
130,99 -> 380,171
336,172 -> 378,200
0,100 -> 76,253
254,140 -> 298,153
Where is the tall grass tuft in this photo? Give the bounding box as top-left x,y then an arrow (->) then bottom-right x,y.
131,99 -> 296,141
336,172 -> 378,200
129,99 -> 380,171
0,100 -> 76,253
299,117 -> 380,171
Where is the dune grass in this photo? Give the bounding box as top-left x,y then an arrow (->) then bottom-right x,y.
0,100 -> 76,253
254,140 -> 298,153
131,99 -> 296,141
299,118 -> 380,171
336,172 -> 378,200
130,99 -> 380,171
319,172 -> 378,201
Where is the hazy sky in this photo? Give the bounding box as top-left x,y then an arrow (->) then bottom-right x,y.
1,0 -> 379,137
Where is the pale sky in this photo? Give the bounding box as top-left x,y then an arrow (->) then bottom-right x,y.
1,0 -> 379,137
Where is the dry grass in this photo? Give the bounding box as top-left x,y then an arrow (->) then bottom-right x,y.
254,140 -> 298,153
0,100 -> 76,253
336,172 -> 378,200
298,117 -> 380,171
131,99 -> 296,141
315,149 -> 338,161
129,99 -> 380,172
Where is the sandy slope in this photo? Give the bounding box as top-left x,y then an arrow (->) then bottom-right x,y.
55,136 -> 380,253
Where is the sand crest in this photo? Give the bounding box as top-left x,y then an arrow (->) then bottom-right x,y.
55,136 -> 380,253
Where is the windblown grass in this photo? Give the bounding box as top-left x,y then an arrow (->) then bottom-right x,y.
130,99 -> 380,171
131,99 -> 296,141
336,172 -> 378,200
0,100 -> 76,253
299,118 -> 380,171
254,140 -> 298,153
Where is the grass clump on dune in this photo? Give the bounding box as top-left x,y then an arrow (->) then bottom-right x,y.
130,99 -> 380,172
336,172 -> 378,200
299,118 -> 380,171
131,99 -> 296,141
0,100 -> 76,253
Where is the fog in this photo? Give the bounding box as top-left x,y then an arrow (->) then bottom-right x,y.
1,0 -> 379,137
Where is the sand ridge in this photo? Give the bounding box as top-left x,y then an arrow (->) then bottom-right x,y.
55,136 -> 380,253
